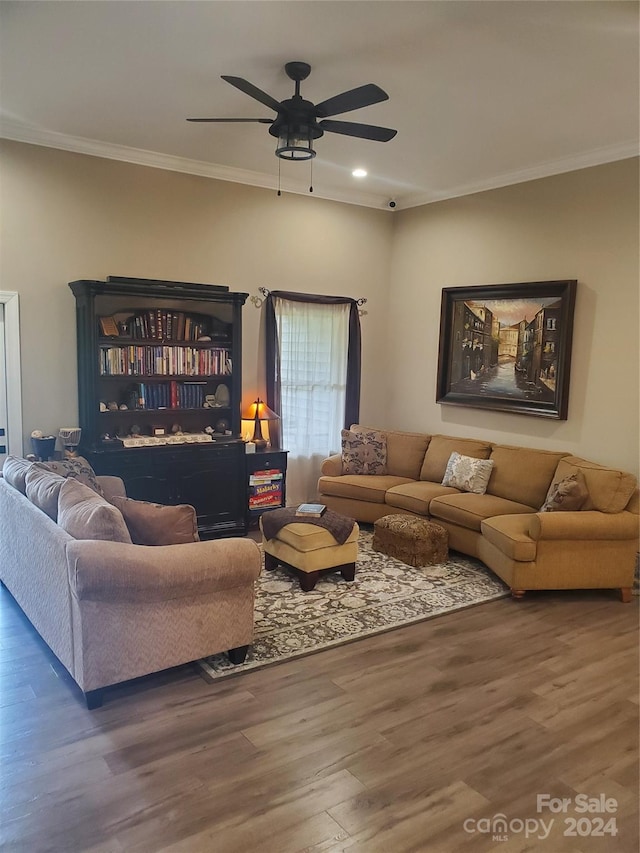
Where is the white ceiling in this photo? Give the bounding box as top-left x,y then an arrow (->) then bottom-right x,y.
1,1 -> 638,210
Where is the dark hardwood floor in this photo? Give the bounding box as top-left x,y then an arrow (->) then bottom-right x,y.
0,582 -> 637,852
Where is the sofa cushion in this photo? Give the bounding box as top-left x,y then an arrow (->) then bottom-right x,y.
39,456 -> 104,495
318,474 -> 413,504
58,479 -> 132,543
2,456 -> 32,494
341,428 -> 387,475
110,495 -> 200,546
551,457 -> 637,514
385,481 -> 460,515
419,435 -> 492,483
354,425 -> 430,479
540,470 -> 589,512
24,466 -> 66,520
481,515 -> 538,562
430,493 -> 536,532
442,452 -> 495,495
487,445 -> 567,508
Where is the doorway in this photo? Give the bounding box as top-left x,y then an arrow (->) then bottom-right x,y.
0,292 -> 23,464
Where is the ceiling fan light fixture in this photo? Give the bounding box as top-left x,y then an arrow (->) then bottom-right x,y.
352,168 -> 367,178
275,124 -> 317,160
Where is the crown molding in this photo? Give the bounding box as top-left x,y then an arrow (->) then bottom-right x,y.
0,119 -> 388,210
399,140 -> 640,210
1,118 -> 637,212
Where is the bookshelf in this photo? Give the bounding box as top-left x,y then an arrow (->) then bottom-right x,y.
69,276 -> 248,538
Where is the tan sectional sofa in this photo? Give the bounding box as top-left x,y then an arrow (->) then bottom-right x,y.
0,456 -> 261,707
318,427 -> 639,601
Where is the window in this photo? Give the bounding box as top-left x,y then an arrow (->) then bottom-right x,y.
265,291 -> 361,504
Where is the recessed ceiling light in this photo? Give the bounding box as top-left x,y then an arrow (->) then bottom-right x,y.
352,168 -> 367,178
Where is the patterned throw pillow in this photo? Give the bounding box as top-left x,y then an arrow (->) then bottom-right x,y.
38,456 -> 104,496
109,495 -> 200,546
540,471 -> 589,512
442,452 -> 495,495
341,428 -> 387,475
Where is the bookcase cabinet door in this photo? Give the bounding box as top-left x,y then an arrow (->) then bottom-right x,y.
87,443 -> 246,538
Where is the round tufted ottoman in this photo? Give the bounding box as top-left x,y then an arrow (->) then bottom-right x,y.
373,514 -> 448,567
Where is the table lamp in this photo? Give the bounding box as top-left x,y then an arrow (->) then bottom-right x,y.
242,398 -> 279,449
59,427 -> 82,458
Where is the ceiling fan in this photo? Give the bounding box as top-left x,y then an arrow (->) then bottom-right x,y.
187,61 -> 397,161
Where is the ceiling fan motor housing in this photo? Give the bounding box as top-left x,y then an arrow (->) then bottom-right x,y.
270,97 -> 323,159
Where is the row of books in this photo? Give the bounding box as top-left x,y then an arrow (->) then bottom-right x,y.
115,381 -> 209,410
99,310 -> 225,342
99,345 -> 232,377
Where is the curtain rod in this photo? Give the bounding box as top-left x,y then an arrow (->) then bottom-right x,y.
250,288 -> 367,315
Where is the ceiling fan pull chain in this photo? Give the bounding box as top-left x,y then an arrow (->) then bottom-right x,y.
277,157 -> 282,197
309,159 -> 313,194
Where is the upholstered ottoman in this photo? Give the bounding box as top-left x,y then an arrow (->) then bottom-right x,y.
260,514 -> 359,591
373,514 -> 448,567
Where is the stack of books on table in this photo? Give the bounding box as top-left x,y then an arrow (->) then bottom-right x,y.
295,503 -> 327,518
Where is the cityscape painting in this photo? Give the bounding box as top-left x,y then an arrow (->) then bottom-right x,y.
436,280 -> 577,419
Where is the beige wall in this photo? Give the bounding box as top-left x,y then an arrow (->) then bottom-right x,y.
388,158 -> 639,476
0,140 -> 393,452
1,142 -> 638,477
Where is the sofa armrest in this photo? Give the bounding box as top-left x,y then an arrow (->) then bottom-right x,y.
529,510 -> 639,542
321,454 -> 343,477
66,538 -> 261,602
97,475 -> 127,501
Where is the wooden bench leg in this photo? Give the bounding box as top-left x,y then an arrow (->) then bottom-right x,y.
340,563 -> 356,582
620,587 -> 632,603
299,571 -> 320,592
264,552 -> 279,571
511,588 -> 526,600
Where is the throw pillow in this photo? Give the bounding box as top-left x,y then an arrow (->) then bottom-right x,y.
2,456 -> 32,494
38,456 -> 104,496
341,428 -> 387,475
441,452 -> 495,495
540,471 -> 589,512
109,495 -> 200,546
58,478 -> 132,543
24,466 -> 66,521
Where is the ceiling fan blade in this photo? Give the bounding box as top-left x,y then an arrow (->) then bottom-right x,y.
319,119 -> 397,142
315,84 -> 388,118
187,117 -> 273,123
221,75 -> 282,113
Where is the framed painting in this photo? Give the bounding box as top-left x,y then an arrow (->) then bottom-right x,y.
436,280 -> 577,419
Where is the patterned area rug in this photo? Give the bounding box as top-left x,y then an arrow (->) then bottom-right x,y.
198,528 -> 509,681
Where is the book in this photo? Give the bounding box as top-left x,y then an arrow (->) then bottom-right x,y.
296,503 -> 327,518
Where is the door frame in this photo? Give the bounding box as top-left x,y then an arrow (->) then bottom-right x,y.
0,291 -> 23,457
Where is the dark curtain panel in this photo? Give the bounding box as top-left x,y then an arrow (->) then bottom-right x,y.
264,290 -> 361,443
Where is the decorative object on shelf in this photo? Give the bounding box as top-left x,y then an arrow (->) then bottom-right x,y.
30,430 -> 57,462
242,398 -> 279,449
58,427 -> 82,458
214,418 -> 230,434
436,280 -> 577,420
215,384 -> 230,407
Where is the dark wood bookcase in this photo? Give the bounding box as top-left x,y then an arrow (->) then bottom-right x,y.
69,276 -> 249,538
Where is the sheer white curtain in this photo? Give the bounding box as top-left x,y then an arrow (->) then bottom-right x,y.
273,297 -> 350,505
